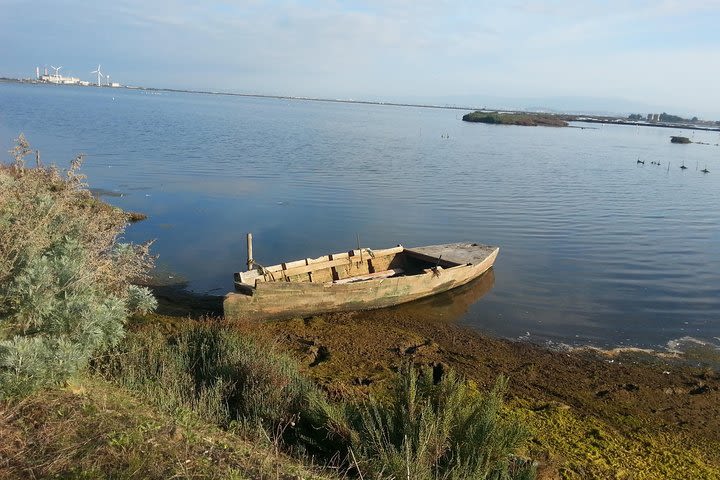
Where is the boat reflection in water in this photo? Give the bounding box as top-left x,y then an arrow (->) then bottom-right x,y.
355,268 -> 495,325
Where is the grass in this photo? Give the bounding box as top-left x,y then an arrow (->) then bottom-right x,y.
0,378 -> 332,480
96,321 -> 324,447
91,320 -> 536,479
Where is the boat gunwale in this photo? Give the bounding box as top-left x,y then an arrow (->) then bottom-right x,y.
233,244 -> 498,294
235,245 -> 406,287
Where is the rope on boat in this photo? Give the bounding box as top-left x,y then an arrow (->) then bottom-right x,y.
254,262 -> 276,281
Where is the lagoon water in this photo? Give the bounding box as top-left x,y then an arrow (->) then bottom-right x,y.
2,83 -> 719,356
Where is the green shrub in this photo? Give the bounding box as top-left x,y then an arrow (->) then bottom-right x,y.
0,135 -> 155,399
337,364 -> 536,480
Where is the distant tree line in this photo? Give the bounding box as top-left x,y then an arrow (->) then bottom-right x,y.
627,112 -> 703,123
660,112 -> 685,122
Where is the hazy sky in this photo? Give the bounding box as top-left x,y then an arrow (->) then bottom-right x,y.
2,0 -> 719,116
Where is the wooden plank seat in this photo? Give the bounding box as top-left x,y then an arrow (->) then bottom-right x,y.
332,268 -> 404,285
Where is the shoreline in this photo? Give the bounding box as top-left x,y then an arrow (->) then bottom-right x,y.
260,310 -> 720,478
137,286 -> 720,477
147,277 -> 720,371
4,77 -> 720,133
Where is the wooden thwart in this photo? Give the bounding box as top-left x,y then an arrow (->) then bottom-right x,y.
240,245 -> 404,284
332,268 -> 404,285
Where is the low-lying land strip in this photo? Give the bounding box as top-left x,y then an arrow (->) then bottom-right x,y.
462,111 -> 570,127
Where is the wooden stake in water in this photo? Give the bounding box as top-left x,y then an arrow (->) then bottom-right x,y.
247,233 -> 254,269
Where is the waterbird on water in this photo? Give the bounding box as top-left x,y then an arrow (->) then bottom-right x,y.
680,161 -> 688,170
701,166 -> 710,173
636,158 -> 644,164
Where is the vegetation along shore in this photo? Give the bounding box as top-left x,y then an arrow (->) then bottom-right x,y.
1,137 -> 719,479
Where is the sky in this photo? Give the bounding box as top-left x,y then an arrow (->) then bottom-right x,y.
2,0 -> 720,117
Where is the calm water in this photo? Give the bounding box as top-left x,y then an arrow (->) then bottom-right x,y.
2,82 -> 719,356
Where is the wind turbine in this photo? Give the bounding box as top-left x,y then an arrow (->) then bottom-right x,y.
50,65 -> 62,79
91,65 -> 104,86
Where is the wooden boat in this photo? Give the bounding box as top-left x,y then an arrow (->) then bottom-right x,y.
223,237 -> 499,321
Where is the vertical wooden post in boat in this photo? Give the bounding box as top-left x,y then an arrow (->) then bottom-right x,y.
247,233 -> 254,269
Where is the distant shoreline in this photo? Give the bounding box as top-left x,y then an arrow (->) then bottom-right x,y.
3,76 -> 720,133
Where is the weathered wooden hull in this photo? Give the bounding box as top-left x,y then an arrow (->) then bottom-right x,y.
224,243 -> 498,321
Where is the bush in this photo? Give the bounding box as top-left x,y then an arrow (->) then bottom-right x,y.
0,135 -> 155,398
329,364 -> 536,480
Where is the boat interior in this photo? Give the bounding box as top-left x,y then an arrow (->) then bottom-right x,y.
234,246 -> 463,291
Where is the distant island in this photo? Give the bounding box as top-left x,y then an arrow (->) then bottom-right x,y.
462,111 -> 569,127
670,136 -> 692,144
461,109 -> 720,133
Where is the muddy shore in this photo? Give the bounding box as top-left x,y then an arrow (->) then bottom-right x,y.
267,315 -> 719,477
147,280 -> 720,478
